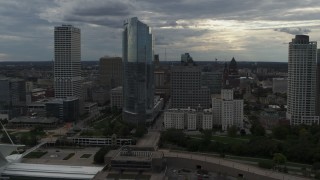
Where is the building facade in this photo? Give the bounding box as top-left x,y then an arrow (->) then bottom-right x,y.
0,78 -> 26,119
110,86 -> 123,109
201,71 -> 223,94
54,25 -> 82,99
164,108 -> 213,130
122,17 -> 154,124
212,89 -> 243,131
286,35 -> 319,125
99,56 -> 122,89
171,65 -> 210,109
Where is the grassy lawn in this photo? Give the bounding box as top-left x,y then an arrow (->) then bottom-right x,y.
211,135 -> 249,144
191,135 -> 250,144
63,153 -> 75,160
24,151 -> 47,158
79,130 -> 104,137
80,154 -> 92,158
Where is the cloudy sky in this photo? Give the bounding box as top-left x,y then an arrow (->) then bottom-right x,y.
1,0 -> 320,62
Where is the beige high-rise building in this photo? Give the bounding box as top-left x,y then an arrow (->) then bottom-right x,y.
54,25 -> 82,99
287,35 -> 319,125
99,57 -> 122,89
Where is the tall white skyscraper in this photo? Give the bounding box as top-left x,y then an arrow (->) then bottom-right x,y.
122,17 -> 154,125
287,35 -> 319,125
54,25 -> 82,98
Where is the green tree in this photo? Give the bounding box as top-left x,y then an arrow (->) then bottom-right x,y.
273,153 -> 287,169
227,125 -> 237,137
272,125 -> 289,140
250,119 -> 265,136
94,146 -> 116,164
201,130 -> 212,145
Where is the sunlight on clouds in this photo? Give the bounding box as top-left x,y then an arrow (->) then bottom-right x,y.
287,7 -> 320,13
0,53 -> 9,61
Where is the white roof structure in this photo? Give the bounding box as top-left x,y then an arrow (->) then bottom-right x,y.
2,163 -> 103,180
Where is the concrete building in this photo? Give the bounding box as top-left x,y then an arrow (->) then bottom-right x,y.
45,97 -> 79,122
272,78 -> 288,94
99,56 -> 122,89
7,116 -> 59,129
212,89 -> 243,131
164,109 -> 185,129
110,86 -> 123,109
0,78 -> 26,119
202,109 -> 213,130
181,53 -> 193,65
122,17 -> 154,125
287,35 -> 319,125
54,25 -> 82,99
0,78 -> 26,108
171,65 -> 210,109
317,49 -> 320,117
105,146 -> 164,172
164,108 -> 213,130
69,136 -> 134,146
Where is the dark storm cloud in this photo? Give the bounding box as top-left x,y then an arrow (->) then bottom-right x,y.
155,36 -> 171,46
1,0 -> 320,61
72,2 -> 133,16
138,0 -> 320,22
154,28 -> 210,48
274,27 -> 311,35
64,14 -> 123,28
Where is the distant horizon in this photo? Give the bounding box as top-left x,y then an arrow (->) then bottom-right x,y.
0,60 -> 289,63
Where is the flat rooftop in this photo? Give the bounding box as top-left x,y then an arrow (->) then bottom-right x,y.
2,163 -> 103,180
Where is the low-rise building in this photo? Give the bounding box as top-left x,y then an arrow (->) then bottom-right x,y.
105,146 -> 164,172
110,86 -> 123,109
164,108 -> 213,130
8,116 -> 59,128
212,89 -> 243,131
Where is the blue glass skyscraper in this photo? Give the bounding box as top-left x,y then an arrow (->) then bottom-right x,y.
122,17 -> 154,125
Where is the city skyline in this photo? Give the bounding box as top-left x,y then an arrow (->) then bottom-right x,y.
0,0 -> 320,62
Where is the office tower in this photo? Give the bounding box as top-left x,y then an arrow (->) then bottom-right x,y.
223,57 -> 240,88
287,35 -> 318,125
317,49 -> 320,116
99,56 -> 122,89
171,63 -> 210,109
0,78 -> 26,108
0,78 -> 26,119
54,25 -> 82,98
212,89 -> 243,131
201,71 -> 223,94
181,53 -> 194,65
122,17 -> 154,124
